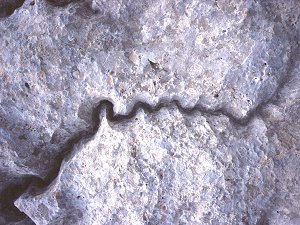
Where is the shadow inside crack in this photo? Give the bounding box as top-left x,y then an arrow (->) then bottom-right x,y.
0,0 -> 25,18
0,0 -> 77,18
0,175 -> 43,224
46,0 -> 76,7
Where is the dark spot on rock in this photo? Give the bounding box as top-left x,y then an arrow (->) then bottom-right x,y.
131,151 -> 137,158
256,211 -> 269,225
25,82 -> 30,89
158,171 -> 163,179
32,147 -> 41,156
143,213 -> 148,221
46,0 -> 74,7
30,1 -> 35,6
214,94 -> 219,98
18,134 -> 26,140
274,15 -> 282,23
148,59 -> 160,70
242,216 -> 250,225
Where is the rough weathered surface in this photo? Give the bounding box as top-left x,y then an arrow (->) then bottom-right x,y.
0,0 -> 300,224
14,105 -> 299,224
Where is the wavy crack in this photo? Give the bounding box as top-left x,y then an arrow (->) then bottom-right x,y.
0,93 -> 281,222
1,51 -> 298,221
1,1 -> 299,223
2,41 -> 299,225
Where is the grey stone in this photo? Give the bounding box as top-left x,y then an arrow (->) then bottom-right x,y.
0,0 -> 299,224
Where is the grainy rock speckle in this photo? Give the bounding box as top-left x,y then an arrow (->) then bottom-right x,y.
0,0 -> 300,224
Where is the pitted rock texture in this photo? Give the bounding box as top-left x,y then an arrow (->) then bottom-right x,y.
13,108 -> 285,225
0,0 -> 300,224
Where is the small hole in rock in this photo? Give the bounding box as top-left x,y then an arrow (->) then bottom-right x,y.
25,82 -> 30,89
148,59 -> 159,70
18,134 -> 26,140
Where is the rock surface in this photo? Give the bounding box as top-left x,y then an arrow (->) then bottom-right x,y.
0,0 -> 300,224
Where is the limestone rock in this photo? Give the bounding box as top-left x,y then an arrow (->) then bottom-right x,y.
0,0 -> 299,224
13,107 -> 282,224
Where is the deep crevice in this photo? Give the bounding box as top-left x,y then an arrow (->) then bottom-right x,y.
0,0 -> 75,18
46,0 -> 75,7
0,175 -> 42,224
0,0 -> 25,18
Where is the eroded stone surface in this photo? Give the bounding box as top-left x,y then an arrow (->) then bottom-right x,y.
0,0 -> 300,224
15,108 -> 270,224
15,82 -> 300,224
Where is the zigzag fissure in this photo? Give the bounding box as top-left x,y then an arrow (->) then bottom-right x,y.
24,98 -> 259,193
0,87 -> 285,222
